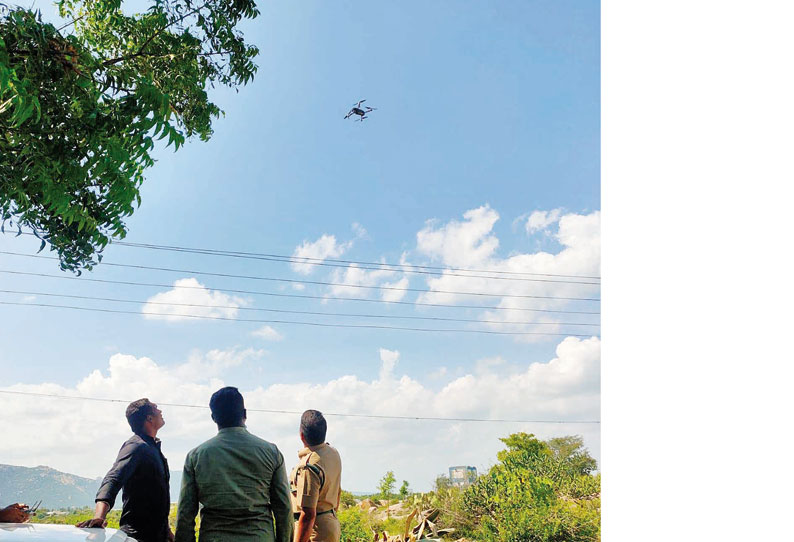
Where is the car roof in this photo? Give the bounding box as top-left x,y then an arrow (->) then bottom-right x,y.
0,523 -> 133,541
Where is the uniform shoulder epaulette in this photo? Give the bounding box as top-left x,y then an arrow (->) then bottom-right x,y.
300,453 -> 326,490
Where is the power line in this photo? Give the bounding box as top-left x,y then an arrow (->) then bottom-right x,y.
4,230 -> 601,280
109,241 -> 600,284
0,269 -> 601,315
0,301 -> 598,337
0,289 -> 601,327
0,390 -> 600,424
0,251 -> 601,302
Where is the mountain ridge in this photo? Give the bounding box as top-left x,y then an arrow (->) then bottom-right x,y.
0,464 -> 182,509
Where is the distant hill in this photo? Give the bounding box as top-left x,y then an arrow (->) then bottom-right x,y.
0,464 -> 100,509
0,464 -> 183,509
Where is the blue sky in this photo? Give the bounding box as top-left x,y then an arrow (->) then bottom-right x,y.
1,0 -> 600,492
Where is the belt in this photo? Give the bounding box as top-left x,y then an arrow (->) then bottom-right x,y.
293,509 -> 336,521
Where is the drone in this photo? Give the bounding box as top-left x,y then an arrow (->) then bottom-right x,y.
344,99 -> 377,121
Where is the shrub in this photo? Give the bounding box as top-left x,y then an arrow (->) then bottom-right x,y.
340,489 -> 358,508
462,433 -> 600,542
338,507 -> 372,542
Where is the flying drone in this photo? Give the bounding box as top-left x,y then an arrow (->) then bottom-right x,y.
345,99 -> 377,121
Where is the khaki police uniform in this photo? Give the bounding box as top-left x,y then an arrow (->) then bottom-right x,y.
290,443 -> 342,542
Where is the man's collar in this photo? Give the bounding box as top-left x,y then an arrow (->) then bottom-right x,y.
218,426 -> 248,434
136,433 -> 160,445
298,442 -> 328,458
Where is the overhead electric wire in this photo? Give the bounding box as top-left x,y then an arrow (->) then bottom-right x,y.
0,301 -> 598,337
0,289 -> 600,327
0,269 -> 601,315
0,251 -> 601,302
109,241 -> 600,284
4,230 -> 601,280
0,390 -> 600,424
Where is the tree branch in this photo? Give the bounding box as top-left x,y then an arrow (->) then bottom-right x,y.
101,1 -> 212,67
56,15 -> 85,32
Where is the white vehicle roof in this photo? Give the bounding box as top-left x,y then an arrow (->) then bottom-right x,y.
0,523 -> 134,541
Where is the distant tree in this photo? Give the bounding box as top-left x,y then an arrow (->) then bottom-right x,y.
378,470 -> 396,518
378,470 -> 396,501
340,489 -> 357,508
433,474 -> 452,491
398,480 -> 410,501
1,0 -> 259,271
546,435 -> 598,475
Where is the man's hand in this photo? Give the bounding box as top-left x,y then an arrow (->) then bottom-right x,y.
76,518 -> 107,528
0,503 -> 31,523
76,501 -> 110,529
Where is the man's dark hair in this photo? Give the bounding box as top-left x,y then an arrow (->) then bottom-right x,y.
210,387 -> 246,428
126,398 -> 155,434
300,410 -> 327,446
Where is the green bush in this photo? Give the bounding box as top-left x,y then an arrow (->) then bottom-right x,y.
338,507 -> 372,542
340,489 -> 358,508
462,433 -> 600,542
370,515 -> 406,538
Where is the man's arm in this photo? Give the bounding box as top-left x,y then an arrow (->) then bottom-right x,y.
294,506 -> 316,542
76,441 -> 140,528
292,464 -> 321,542
174,453 -> 199,542
269,451 -> 294,542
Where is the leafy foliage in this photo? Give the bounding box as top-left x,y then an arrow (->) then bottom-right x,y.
547,435 -> 598,476
433,473 -> 452,491
462,433 -> 600,542
0,0 -> 259,271
338,507 -> 372,542
377,470 -> 396,501
398,480 -> 409,500
339,489 -> 358,508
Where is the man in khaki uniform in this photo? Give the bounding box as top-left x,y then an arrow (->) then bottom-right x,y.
291,410 -> 342,542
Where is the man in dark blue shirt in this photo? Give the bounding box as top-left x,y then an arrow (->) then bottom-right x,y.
76,399 -> 173,542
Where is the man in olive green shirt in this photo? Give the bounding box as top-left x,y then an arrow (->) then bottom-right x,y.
175,387 -> 293,542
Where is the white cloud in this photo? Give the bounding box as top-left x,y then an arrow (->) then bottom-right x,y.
324,252 -> 412,302
525,208 -> 563,233
175,348 -> 266,380
415,205 -> 600,342
142,278 -> 248,322
378,348 -> 400,380
326,264 -> 400,299
417,205 -> 500,267
429,366 -> 448,379
291,234 -> 353,275
380,277 -> 409,302
251,325 -> 284,341
475,356 -> 506,374
0,337 -> 600,492
351,222 -> 368,239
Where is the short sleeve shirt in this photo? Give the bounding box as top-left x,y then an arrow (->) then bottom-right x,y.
296,465 -> 321,508
292,443 -> 342,513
